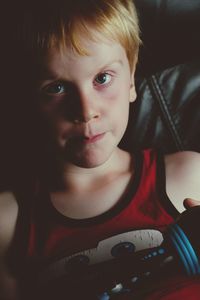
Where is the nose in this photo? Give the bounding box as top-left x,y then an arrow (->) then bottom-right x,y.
74,90 -> 100,123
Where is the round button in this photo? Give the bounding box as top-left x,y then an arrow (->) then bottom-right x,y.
111,242 -> 135,258
110,283 -> 123,294
65,255 -> 90,272
131,276 -> 138,283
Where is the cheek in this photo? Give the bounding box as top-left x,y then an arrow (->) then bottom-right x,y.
105,78 -> 130,102
38,107 -> 67,136
38,101 -> 64,126
105,82 -> 130,114
105,84 -> 130,133
38,101 -> 60,117
50,118 -> 72,141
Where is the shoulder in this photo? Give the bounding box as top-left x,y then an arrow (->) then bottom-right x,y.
0,192 -> 18,255
165,151 -> 200,177
164,151 -> 200,213
0,192 -> 20,299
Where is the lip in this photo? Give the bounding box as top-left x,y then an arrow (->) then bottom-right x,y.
82,132 -> 106,144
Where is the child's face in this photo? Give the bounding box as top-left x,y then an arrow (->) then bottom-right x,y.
37,35 -> 136,168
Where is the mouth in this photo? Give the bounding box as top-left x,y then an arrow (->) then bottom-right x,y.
82,132 -> 106,144
62,129 -> 107,146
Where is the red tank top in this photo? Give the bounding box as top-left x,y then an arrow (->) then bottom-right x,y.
14,149 -> 200,299
27,150 -> 177,256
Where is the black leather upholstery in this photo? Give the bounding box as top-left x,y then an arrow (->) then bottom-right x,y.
120,0 -> 200,153
134,0 -> 200,76
120,61 -> 200,153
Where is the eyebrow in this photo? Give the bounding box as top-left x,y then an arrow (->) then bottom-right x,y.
99,59 -> 123,70
38,59 -> 123,83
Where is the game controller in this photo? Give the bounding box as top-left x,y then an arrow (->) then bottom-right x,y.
37,207 -> 200,299
38,228 -> 163,285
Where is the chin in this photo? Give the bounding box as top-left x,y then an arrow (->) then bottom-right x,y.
72,156 -> 108,169
61,137 -> 118,169
71,149 -> 113,169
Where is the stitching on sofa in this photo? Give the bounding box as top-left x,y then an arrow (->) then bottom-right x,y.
147,74 -> 184,151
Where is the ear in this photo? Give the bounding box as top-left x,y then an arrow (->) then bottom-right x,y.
129,69 -> 137,103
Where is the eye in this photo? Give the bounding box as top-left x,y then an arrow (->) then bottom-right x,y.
43,82 -> 66,95
94,73 -> 112,86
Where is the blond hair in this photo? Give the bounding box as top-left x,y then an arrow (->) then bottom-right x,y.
22,0 -> 141,71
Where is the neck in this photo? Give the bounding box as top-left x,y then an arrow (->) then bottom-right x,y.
54,148 -> 132,192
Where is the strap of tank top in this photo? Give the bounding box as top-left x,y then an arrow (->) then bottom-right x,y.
156,151 -> 179,219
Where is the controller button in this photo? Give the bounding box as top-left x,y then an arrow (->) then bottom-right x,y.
65,255 -> 90,271
111,242 -> 135,258
110,283 -> 123,294
131,276 -> 138,283
158,248 -> 165,255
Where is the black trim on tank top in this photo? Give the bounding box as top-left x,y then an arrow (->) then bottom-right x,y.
44,152 -> 143,227
156,152 -> 180,220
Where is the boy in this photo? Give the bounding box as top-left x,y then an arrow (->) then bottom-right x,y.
0,0 -> 200,299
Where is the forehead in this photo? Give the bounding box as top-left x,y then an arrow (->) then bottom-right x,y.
40,36 -> 128,80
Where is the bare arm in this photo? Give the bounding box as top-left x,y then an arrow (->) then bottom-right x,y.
165,151 -> 200,213
0,192 -> 19,300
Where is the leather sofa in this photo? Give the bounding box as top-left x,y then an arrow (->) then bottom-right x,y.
120,0 -> 200,153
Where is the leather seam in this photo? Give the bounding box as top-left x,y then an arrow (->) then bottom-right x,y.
147,74 -> 184,151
